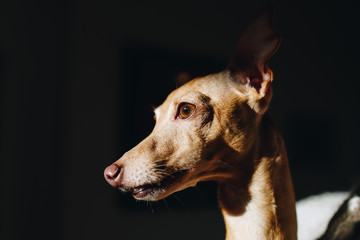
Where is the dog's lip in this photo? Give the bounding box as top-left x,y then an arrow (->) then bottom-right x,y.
129,169 -> 190,199
132,187 -> 151,198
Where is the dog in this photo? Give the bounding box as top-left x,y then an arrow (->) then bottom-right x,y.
104,6 -> 297,239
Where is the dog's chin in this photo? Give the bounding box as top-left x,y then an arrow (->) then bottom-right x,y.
121,169 -> 190,201
132,186 -> 174,201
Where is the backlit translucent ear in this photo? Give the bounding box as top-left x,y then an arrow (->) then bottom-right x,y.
228,5 -> 280,92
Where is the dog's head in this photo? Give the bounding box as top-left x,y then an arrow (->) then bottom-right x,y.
104,7 -> 280,201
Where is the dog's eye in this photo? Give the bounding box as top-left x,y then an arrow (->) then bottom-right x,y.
178,103 -> 196,119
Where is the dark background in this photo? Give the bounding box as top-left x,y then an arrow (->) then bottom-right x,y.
1,0 -> 359,239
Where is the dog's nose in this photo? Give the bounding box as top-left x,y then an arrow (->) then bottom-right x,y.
104,164 -> 122,187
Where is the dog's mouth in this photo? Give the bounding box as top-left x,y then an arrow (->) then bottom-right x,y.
122,169 -> 190,200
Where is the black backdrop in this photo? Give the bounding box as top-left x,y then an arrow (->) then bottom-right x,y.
1,0 -> 360,239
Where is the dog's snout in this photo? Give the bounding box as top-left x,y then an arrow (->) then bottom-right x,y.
104,164 -> 122,187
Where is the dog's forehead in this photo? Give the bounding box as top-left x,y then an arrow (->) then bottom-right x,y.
154,72 -> 238,111
174,72 -> 235,101
154,71 -> 242,116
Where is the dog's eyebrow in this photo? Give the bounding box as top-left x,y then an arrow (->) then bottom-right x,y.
181,91 -> 211,103
197,93 -> 211,105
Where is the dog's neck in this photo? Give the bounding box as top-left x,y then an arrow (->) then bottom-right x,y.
218,115 -> 297,240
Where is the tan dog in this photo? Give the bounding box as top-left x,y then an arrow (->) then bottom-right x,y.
104,7 -> 297,240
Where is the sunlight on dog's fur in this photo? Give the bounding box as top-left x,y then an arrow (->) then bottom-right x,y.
104,6 -> 359,240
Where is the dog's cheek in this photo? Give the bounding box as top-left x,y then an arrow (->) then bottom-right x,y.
166,131 -> 203,169
192,105 -> 218,144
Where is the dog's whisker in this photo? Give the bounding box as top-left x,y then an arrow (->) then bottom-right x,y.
216,159 -> 238,172
172,193 -> 188,214
153,170 -> 175,178
154,164 -> 167,167
153,168 -> 168,173
149,201 -> 155,215
162,198 -> 170,211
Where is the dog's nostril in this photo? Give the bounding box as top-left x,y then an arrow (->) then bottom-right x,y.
104,164 -> 121,180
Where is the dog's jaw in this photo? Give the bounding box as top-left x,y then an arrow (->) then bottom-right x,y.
119,168 -> 192,201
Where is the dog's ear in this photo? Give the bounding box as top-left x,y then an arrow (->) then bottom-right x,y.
228,5 -> 280,114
